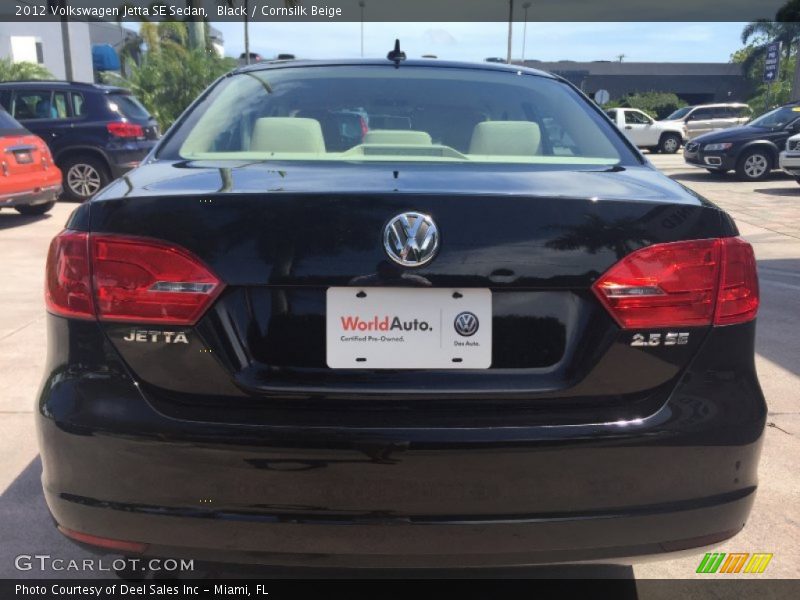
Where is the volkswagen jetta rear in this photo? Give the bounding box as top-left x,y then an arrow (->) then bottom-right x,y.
36,59 -> 765,569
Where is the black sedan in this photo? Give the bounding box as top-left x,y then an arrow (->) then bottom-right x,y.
684,102 -> 800,180
38,57 -> 764,570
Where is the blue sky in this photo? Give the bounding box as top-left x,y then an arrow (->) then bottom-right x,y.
210,22 -> 749,63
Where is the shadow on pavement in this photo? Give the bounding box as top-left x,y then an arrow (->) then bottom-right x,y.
0,213 -> 52,231
670,171 -> 790,184
0,456 -> 104,579
755,258 -> 800,378
753,186 -> 800,197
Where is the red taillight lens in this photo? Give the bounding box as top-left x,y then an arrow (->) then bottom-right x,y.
45,231 -> 94,319
91,235 -> 223,325
715,237 -> 759,325
107,121 -> 144,139
592,237 -> 759,329
58,526 -> 148,553
45,231 -> 223,325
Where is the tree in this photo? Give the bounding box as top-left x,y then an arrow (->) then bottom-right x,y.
740,1 -> 800,100
607,92 -> 687,120
0,58 -> 52,82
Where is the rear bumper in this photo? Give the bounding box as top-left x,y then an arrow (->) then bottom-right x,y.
106,140 -> 157,178
0,183 -> 60,207
779,151 -> 800,178
37,317 -> 766,568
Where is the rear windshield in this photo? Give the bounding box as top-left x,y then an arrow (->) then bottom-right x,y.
0,109 -> 25,131
749,105 -> 800,129
159,65 -> 635,166
108,94 -> 151,120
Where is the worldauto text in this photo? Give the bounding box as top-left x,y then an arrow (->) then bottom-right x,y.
340,316 -> 433,332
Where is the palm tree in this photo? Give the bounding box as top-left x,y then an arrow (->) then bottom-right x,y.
740,1 -> 800,99
0,58 -> 52,82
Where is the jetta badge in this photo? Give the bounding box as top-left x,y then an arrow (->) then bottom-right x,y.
454,312 -> 479,337
383,212 -> 439,267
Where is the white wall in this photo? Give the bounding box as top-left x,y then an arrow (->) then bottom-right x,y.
0,22 -> 94,82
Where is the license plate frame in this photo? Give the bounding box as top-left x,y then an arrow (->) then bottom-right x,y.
326,287 -> 492,369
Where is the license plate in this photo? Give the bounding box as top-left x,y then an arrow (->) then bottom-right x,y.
13,151 -> 33,164
326,287 -> 492,369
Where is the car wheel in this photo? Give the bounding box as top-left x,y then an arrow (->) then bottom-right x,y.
735,149 -> 771,181
61,155 -> 110,201
658,133 -> 681,154
15,202 -> 55,216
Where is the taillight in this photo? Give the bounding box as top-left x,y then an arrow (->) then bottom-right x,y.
715,237 -> 759,325
592,238 -> 758,329
107,121 -> 144,139
92,235 -> 223,325
45,232 -> 223,325
45,231 -> 94,319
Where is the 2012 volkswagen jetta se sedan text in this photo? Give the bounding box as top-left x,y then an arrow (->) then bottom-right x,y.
38,57 -> 765,569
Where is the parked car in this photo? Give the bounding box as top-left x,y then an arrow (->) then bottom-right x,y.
0,81 -> 159,201
684,102 -> 800,181
605,107 -> 685,153
661,103 -> 752,140
40,58 -> 764,571
0,107 -> 61,215
779,132 -> 800,184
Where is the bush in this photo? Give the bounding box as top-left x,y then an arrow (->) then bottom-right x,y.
0,58 -> 52,81
611,92 -> 688,120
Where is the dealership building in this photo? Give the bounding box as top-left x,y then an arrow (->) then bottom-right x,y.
515,61 -> 751,105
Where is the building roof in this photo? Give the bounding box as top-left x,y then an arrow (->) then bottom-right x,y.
515,61 -> 744,77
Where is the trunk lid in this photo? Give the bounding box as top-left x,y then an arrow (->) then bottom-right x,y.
90,161 -> 728,425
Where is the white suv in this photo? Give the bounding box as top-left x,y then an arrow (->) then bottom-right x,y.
661,103 -> 752,140
779,133 -> 800,184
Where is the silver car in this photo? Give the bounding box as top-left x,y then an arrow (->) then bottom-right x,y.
661,103 -> 752,140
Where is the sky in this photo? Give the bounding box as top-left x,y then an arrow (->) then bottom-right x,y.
209,21 -> 749,63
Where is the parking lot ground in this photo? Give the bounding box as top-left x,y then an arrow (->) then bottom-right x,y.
0,155 -> 798,583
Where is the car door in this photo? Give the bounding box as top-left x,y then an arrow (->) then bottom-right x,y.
685,107 -> 715,138
622,109 -> 658,147
709,107 -> 738,133
11,89 -> 74,158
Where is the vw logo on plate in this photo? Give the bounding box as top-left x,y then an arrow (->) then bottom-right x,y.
384,212 -> 439,267
454,312 -> 479,337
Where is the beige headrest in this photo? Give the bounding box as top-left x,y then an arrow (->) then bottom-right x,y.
363,130 -> 433,145
250,117 -> 326,153
468,121 -> 541,156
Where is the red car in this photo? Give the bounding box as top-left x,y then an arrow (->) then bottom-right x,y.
0,108 -> 61,215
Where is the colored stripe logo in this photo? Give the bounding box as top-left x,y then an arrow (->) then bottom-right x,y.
697,553 -> 773,574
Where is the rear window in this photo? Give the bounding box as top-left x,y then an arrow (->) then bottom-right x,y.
0,109 -> 25,131
160,65 -> 634,166
108,94 -> 151,120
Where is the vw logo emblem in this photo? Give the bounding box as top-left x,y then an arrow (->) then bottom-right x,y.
384,212 -> 439,267
454,311 -> 479,337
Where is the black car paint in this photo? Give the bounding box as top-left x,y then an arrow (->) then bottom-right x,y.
38,60 -> 765,568
0,82 -> 158,179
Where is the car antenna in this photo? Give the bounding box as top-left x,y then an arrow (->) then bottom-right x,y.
387,39 -> 406,66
